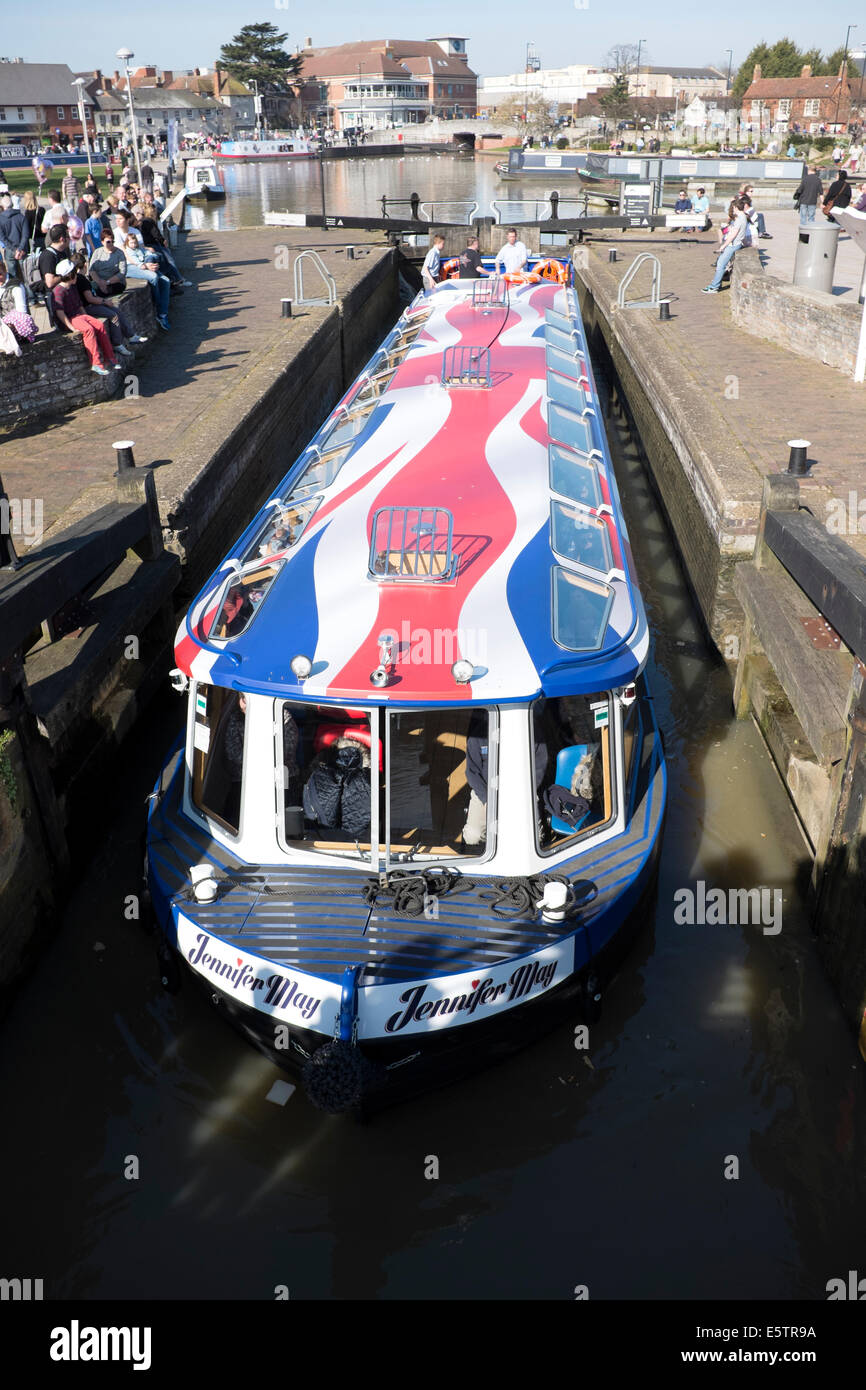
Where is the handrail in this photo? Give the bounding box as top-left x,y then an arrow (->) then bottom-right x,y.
420,199 -> 479,225
616,253 -> 662,309
293,249 -> 337,307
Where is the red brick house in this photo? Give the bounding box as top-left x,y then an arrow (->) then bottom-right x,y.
297,37 -> 477,131
741,62 -> 852,131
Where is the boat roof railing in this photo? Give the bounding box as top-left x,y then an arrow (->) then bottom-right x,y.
471,275 -> 508,311
368,505 -> 458,582
441,345 -> 492,389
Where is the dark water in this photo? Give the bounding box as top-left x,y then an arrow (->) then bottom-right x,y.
2,170 -> 866,1298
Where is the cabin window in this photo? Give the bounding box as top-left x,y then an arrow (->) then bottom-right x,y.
549,445 -> 601,507
190,684 -> 247,835
277,702 -> 493,862
550,503 -> 612,574
531,693 -> 614,850
286,444 -> 352,501
320,401 -> 376,451
240,497 -> 319,566
206,562 -> 280,639
551,566 -> 613,650
545,344 -> 587,382
621,696 -> 640,796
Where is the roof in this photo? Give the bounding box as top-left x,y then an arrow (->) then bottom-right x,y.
743,75 -> 848,100
113,88 -> 222,111
639,66 -> 726,79
168,73 -> 251,97
175,276 -> 647,706
301,38 -> 476,81
0,62 -> 81,104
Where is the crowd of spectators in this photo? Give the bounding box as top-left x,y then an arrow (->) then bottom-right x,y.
0,162 -> 191,367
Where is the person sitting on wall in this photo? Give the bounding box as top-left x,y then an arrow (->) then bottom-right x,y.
51,258 -> 120,376
68,249 -> 143,356
88,231 -> 128,296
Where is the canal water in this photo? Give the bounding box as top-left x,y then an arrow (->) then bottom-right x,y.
2,160 -> 865,1301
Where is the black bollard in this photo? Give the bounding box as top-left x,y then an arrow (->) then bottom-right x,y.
608,248 -> 617,263
409,191 -> 420,220
113,440 -> 136,473
786,439 -> 811,476
346,246 -> 355,260
281,298 -> 293,318
659,300 -> 671,321
549,190 -> 560,220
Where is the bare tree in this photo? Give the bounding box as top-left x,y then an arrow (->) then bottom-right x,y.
606,43 -> 640,75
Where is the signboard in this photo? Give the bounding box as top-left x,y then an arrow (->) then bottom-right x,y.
0,144 -> 27,159
544,153 -> 562,167
621,181 -> 655,223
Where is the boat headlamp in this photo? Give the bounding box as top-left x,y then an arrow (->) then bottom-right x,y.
619,685 -> 636,706
451,659 -> 474,685
291,655 -> 312,681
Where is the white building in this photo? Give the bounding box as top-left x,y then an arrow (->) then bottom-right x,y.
478,64 -> 614,113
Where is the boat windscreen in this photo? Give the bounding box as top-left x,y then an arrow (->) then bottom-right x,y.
240,497 -> 319,567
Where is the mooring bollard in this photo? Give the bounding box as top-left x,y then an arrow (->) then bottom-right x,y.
608,248 -> 617,263
409,191 -> 420,220
659,300 -> 671,321
346,246 -> 355,260
786,439 -> 811,476
113,440 -> 136,473
281,298 -> 293,318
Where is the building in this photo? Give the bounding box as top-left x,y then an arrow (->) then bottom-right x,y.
627,66 -> 728,102
86,70 -> 225,150
297,37 -> 477,129
0,59 -> 95,150
478,64 -> 614,115
741,62 -> 853,132
167,68 -> 255,134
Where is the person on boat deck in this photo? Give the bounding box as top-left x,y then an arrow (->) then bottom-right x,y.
458,236 -> 484,278
421,234 -> 445,290
494,227 -> 529,275
463,715 -> 548,848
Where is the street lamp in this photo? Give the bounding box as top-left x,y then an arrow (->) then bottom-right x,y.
116,48 -> 142,186
635,39 -> 646,100
834,24 -> 857,131
71,77 -> 93,175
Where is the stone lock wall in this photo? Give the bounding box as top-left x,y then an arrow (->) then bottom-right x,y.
0,284 -> 155,426
731,247 -> 862,375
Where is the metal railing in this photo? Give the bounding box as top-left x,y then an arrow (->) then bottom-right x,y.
616,253 -> 662,309
419,199 -> 479,225
293,249 -> 337,307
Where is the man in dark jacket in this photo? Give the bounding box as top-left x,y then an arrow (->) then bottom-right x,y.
0,195 -> 29,276
794,167 -> 824,223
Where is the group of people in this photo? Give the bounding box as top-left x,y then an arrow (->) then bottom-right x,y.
793,166 -> 866,222
0,162 -> 192,369
421,227 -> 531,289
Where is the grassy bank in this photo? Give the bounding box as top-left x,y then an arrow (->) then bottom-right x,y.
1,164 -> 119,198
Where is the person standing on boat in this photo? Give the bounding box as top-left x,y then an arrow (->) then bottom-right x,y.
421,234 -> 445,290
458,236 -> 484,278
494,227 -> 529,274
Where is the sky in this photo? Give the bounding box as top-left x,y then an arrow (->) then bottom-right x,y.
7,0 -> 865,80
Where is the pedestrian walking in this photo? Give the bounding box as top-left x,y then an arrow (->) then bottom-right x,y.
794,166 -> 824,223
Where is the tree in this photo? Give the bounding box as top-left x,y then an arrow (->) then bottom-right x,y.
821,48 -> 848,76
606,43 -> 639,76
219,22 -> 303,95
496,93 -> 557,138
599,73 -> 631,124
732,42 -> 771,102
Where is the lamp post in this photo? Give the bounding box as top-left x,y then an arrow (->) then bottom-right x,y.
116,48 -> 142,187
71,77 -> 93,175
834,24 -> 857,132
635,39 -> 646,100
725,49 -> 733,141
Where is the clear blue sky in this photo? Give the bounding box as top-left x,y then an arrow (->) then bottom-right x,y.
10,1 -> 865,79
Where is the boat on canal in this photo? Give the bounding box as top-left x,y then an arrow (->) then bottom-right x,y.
145,253 -> 666,1114
216,136 -> 316,162
183,157 -> 226,200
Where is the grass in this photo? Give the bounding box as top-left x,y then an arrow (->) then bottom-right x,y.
1,163 -> 119,198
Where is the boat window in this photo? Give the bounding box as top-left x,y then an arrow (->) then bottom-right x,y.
546,324 -> 584,355
285,444 -> 352,500
551,567 -> 613,651
531,692 -> 614,850
546,343 -> 586,380
549,444 -> 601,508
321,401 -> 376,450
280,703 -> 375,860
355,367 -> 397,403
276,702 -> 492,861
386,707 -> 492,860
550,503 -> 612,574
207,563 -> 280,639
190,684 -> 247,835
622,697 -> 640,795
546,370 -> 587,412
240,497 -> 319,567
547,402 -> 595,456
545,308 -> 580,335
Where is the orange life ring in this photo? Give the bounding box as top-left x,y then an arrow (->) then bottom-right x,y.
440,258 -> 459,281
504,270 -> 542,285
536,258 -> 568,284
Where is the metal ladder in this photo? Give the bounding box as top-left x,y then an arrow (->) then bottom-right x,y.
616,253 -> 662,309
293,249 -> 337,307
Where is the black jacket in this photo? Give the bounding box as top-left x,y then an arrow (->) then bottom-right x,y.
794,172 -> 824,205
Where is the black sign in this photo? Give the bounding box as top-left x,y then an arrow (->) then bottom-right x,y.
621,181 -> 655,220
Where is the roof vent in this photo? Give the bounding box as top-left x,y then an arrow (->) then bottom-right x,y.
369,505 -> 457,581
441,345 -> 491,388
471,275 -> 507,311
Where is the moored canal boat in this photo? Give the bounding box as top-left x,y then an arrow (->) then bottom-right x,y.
145,254 -> 666,1113
183,158 -> 226,200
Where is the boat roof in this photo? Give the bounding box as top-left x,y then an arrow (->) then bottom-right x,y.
174,270 -> 648,705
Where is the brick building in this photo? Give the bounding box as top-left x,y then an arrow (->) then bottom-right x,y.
741,62 -> 853,132
297,36 -> 477,130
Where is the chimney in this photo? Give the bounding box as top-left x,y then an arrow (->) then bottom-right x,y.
194,67 -> 200,77
753,63 -> 761,81
103,77 -> 112,91
213,64 -> 221,99
162,70 -> 173,86
801,64 -> 812,78
305,36 -> 312,49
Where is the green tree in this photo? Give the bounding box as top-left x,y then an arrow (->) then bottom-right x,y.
763,38 -> 801,76
732,42 -> 771,102
219,22 -> 303,95
819,47 -> 848,75
599,73 -> 631,123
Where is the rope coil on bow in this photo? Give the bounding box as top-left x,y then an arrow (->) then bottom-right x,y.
362,867 -> 466,917
479,873 -> 572,918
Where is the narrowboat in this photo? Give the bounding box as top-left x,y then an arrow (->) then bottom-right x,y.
216,136 -> 316,162
145,254 -> 666,1114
